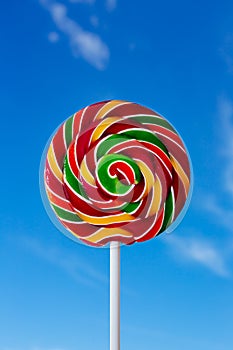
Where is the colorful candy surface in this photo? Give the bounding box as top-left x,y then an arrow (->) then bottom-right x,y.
44,100 -> 191,247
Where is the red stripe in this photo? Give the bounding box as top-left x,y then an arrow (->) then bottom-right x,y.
97,235 -> 135,246
136,209 -> 164,242
101,121 -> 140,136
45,159 -> 64,198
148,125 -> 184,149
73,109 -> 84,137
102,103 -> 159,119
52,125 -> 66,169
173,174 -> 187,220
140,141 -> 172,174
155,135 -> 190,177
67,141 -> 80,178
47,190 -> 73,211
119,146 -> 156,174
64,184 -> 122,218
109,161 -> 135,184
81,181 -> 122,211
75,127 -> 95,165
61,220 -> 99,237
81,102 -> 107,130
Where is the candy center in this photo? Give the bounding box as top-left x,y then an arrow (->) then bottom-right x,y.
97,154 -> 141,196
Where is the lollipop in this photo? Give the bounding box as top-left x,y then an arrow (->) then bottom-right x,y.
44,100 -> 191,247
41,100 -> 192,350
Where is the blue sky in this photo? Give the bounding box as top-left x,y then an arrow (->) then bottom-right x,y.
1,0 -> 233,349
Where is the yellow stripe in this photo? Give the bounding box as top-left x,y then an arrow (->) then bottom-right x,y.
136,160 -> 154,195
170,155 -> 190,196
91,117 -> 121,142
47,144 -> 63,180
136,160 -> 162,216
86,227 -> 133,243
76,211 -> 134,225
149,179 -> 162,216
95,100 -> 127,120
80,158 -> 95,185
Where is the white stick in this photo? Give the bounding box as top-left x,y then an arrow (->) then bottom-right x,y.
110,241 -> 120,350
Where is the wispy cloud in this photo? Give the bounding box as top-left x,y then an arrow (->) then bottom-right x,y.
106,0 -> 117,12
198,97 -> 233,231
40,0 -> 109,69
21,236 -> 107,287
1,347 -> 67,350
200,193 -> 233,233
69,0 -> 94,3
32,348 -> 66,350
48,31 -> 59,43
165,234 -> 230,277
90,15 -> 99,28
220,34 -> 233,73
218,96 -> 233,196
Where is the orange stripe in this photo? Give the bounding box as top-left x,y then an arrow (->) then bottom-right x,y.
91,117 -> 121,142
170,155 -> 190,196
149,179 -> 162,216
47,144 -> 63,180
76,211 -> 134,225
94,100 -> 127,120
80,158 -> 95,185
86,227 -> 133,243
136,160 -> 154,195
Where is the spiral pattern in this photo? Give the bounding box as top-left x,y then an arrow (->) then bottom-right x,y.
44,100 -> 191,247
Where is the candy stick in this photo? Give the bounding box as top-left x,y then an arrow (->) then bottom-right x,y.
110,242 -> 120,350
41,99 -> 192,349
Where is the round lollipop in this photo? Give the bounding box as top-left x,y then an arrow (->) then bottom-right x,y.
40,100 -> 192,350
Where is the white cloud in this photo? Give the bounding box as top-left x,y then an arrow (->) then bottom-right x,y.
69,0 -> 95,3
165,235 -> 230,277
1,348 -> 65,350
33,348 -> 65,350
218,97 -> 233,196
90,15 -> 99,28
106,0 -> 117,11
48,31 -> 59,43
200,193 -> 233,234
218,97 -> 233,156
21,236 -> 107,287
40,0 -> 109,69
220,34 -> 233,73
198,97 -> 233,232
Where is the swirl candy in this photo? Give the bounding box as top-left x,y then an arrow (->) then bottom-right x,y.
44,100 -> 191,247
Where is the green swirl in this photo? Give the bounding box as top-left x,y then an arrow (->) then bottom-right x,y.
97,129 -> 169,160
97,154 -> 141,195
